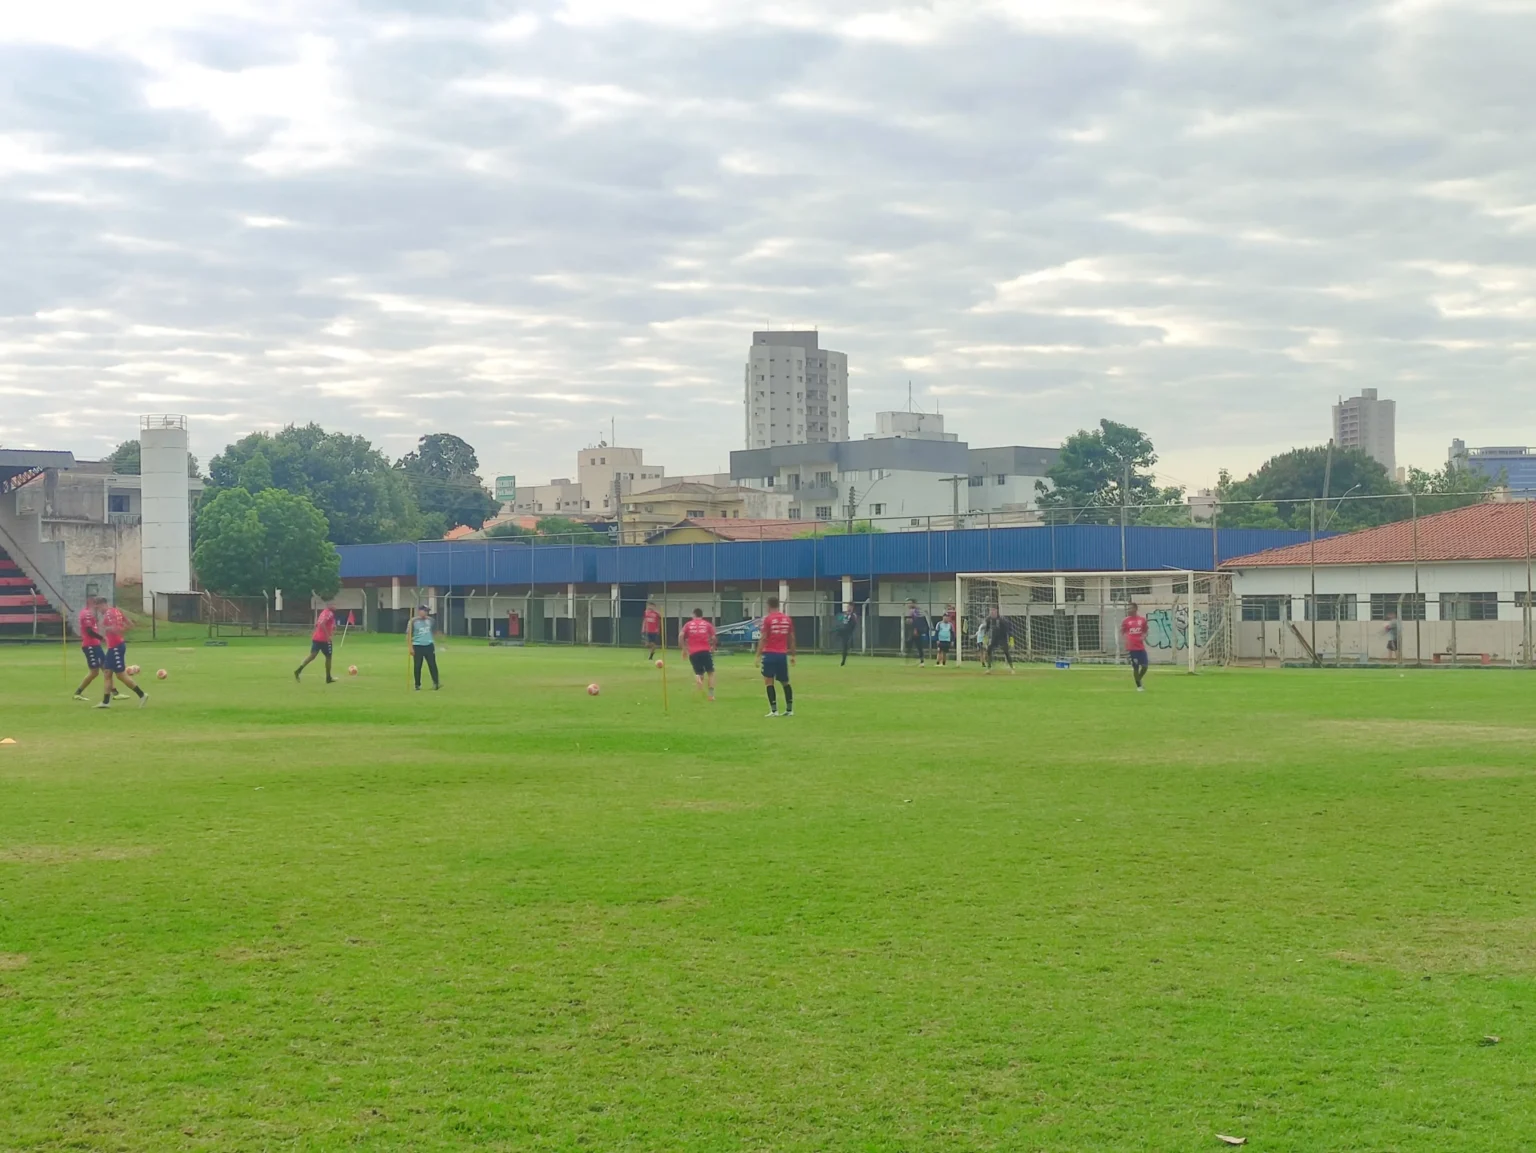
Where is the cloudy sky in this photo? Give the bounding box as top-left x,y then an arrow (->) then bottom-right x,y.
3,0 -> 1532,493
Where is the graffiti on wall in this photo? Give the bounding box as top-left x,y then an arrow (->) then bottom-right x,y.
1146,606 -> 1213,651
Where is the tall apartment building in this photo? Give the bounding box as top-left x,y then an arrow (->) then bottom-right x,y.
744,330 -> 849,450
1333,388 -> 1396,474
1449,440 -> 1536,495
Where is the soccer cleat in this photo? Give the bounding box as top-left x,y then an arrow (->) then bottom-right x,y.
1137,685 -> 1145,693
73,693 -> 88,702
765,711 -> 779,718
293,669 -> 302,682
784,710 -> 794,717
138,693 -> 149,708
94,702 -> 111,710
326,677 -> 337,684
432,683 -> 441,691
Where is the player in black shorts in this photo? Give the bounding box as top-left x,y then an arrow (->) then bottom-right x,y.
983,606 -> 1014,674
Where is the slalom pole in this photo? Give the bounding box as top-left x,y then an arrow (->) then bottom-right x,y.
658,611 -> 671,716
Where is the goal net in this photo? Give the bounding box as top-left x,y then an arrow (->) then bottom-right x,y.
954,570 -> 1234,670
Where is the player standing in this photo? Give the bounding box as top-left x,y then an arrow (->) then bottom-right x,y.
642,601 -> 663,661
97,597 -> 147,708
408,604 -> 441,690
906,599 -> 930,666
835,602 -> 859,667
1121,601 -> 1150,691
681,608 -> 718,700
73,599 -> 108,701
295,598 -> 338,683
756,595 -> 796,717
934,603 -> 957,666
982,606 -> 1015,673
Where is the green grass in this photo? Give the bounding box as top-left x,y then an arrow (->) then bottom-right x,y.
3,637 -> 1536,1150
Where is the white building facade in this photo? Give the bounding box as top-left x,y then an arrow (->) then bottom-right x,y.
744,331 -> 849,450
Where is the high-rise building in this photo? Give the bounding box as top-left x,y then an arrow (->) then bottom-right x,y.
744,331 -> 849,450
1332,388 -> 1396,474
1449,440 -> 1536,495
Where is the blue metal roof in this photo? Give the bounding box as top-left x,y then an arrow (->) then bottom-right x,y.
338,525 -> 1323,589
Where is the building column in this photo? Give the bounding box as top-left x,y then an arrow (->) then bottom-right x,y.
391,576 -> 401,611
779,579 -> 790,610
841,574 -> 853,610
567,582 -> 576,621
274,589 -> 284,612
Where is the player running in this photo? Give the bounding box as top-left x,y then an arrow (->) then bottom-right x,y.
756,595 -> 796,717
982,606 -> 1015,674
408,604 -> 441,691
295,598 -> 338,684
1121,601 -> 1150,691
681,608 -> 718,700
642,601 -> 662,661
96,597 -> 147,709
73,599 -> 108,701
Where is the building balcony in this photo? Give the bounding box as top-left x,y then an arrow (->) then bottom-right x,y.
795,483 -> 839,503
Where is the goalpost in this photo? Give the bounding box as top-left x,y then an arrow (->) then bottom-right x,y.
954,570 -> 1234,671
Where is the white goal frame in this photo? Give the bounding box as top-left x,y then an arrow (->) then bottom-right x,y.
954,570 -> 1232,672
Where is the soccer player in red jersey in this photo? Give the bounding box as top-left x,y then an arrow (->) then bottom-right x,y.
1121,601 -> 1150,692
73,601 -> 108,701
642,602 -> 662,661
295,599 -> 339,684
755,595 -> 796,717
97,597 -> 147,709
680,608 -> 718,701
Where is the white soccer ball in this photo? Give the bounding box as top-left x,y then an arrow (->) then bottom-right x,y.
126,664 -> 141,676
156,669 -> 168,680
655,659 -> 664,669
587,683 -> 601,696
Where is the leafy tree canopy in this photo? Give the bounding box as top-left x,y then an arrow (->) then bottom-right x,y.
536,515 -> 611,545
397,433 -> 500,535
193,486 -> 340,600
1036,420 -> 1184,525
800,520 -> 885,537
208,424 -> 427,545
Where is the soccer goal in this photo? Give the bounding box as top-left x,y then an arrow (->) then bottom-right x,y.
954,570 -> 1234,671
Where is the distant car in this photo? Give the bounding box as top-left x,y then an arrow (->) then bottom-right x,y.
716,617 -> 762,650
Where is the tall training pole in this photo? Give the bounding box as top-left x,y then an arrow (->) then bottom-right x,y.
1309,498 -> 1318,667
1188,571 -> 1197,675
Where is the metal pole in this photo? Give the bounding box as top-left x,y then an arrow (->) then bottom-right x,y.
1310,498 -> 1318,666
1412,495 -> 1421,665
1120,461 -> 1129,571
1188,570 -> 1197,674
1526,499 -> 1533,668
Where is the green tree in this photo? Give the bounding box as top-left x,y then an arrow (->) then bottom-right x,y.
536,516 -> 611,544
799,520 -> 884,538
484,521 -> 536,540
193,487 -> 340,599
1403,462 -> 1497,515
238,451 -> 274,493
397,433 -> 500,534
105,439 -> 200,477
207,424 -> 427,545
1219,447 -> 1404,529
1036,420 -> 1180,524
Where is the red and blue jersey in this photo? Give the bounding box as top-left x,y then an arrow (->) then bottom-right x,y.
313,607 -> 337,643
643,608 -> 662,635
102,606 -> 129,648
760,611 -> 793,654
77,608 -> 104,648
1121,614 -> 1149,652
681,618 -> 716,655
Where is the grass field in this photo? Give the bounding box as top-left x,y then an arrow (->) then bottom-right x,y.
3,635 -> 1535,1150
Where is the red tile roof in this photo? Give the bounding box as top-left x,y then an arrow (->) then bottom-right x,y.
1223,502 -> 1536,568
658,518 -> 826,542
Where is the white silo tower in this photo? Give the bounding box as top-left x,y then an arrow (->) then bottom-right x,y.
140,415 -> 192,612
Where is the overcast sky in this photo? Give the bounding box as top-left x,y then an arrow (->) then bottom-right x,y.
3,0 -> 1532,492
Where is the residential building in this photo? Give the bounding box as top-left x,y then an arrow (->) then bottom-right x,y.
619,481 -> 760,540
506,444 -> 667,518
966,446 -> 1059,518
1449,440 -> 1536,495
744,330 -> 849,450
1333,388 -> 1396,474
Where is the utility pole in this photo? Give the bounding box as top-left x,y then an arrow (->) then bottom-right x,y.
939,475 -> 966,530
1322,438 -> 1335,502
1120,460 -> 1131,571
846,483 -> 857,534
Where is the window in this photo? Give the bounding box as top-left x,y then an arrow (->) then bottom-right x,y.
686,509 -> 705,518
108,494 -> 130,513
1516,591 -> 1536,607
1304,594 -> 1357,621
1440,592 -> 1498,621
1242,595 -> 1290,622
1109,583 -> 1152,603
789,475 -> 801,490
584,500 -> 591,509
815,506 -> 832,520
995,474 -> 1007,485
1065,583 -> 1086,603
911,518 -> 922,526
788,508 -> 802,520
1370,593 -> 1426,621
871,503 -> 885,516
590,458 -> 597,465
968,476 -> 984,488
815,471 -> 832,485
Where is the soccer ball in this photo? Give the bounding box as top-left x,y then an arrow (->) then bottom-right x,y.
348,665 -> 359,676
155,669 -> 168,680
655,659 -> 664,669
126,664 -> 141,676
587,683 -> 601,696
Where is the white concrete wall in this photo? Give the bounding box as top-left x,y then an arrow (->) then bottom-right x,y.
46,520 -> 143,583
140,422 -> 192,610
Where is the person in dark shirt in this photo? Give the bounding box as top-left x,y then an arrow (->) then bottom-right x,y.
836,603 -> 859,666
906,600 -> 930,666
983,606 -> 1015,674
